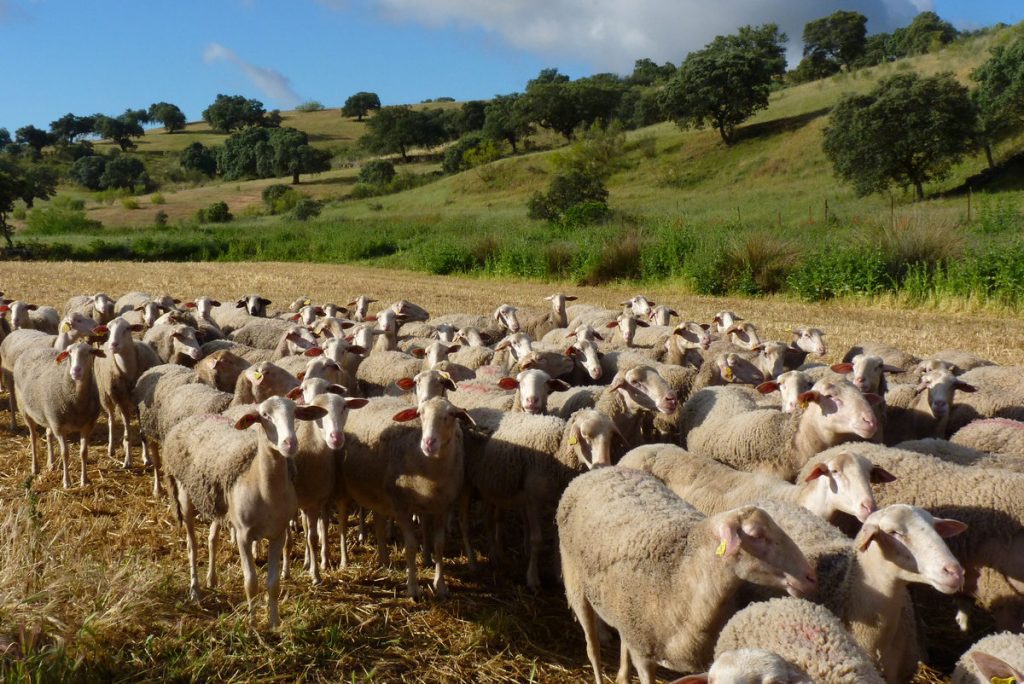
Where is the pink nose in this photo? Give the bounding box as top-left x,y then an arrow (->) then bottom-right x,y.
859,500 -> 876,520
591,367 -> 602,380
280,437 -> 297,455
422,437 -> 439,454
70,367 -> 84,380
329,431 -> 343,446
932,400 -> 948,415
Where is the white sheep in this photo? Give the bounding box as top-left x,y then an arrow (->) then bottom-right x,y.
884,368 -> 976,444
6,300 -> 60,333
163,396 -> 326,629
143,323 -> 203,366
557,466 -> 816,683
64,292 -> 116,325
947,365 -> 1024,433
952,632 -> 1024,684
210,294 -> 272,334
781,326 -> 827,370
952,418 -> 1024,459
648,304 -> 678,327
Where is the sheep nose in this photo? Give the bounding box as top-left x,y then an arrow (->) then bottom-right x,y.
280,436 -> 297,455
421,436 -> 439,455
933,400 -> 948,415
806,569 -> 818,585
591,367 -> 602,380
944,564 -> 964,582
329,431 -> 344,447
859,500 -> 876,520
70,366 -> 84,380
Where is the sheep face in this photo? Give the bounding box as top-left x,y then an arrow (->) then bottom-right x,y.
757,370 -> 812,413
717,353 -> 764,386
290,305 -> 324,327
236,294 -> 271,317
390,299 -> 429,322
301,356 -> 342,385
423,341 -> 459,368
672,322 -> 711,351
610,313 -> 648,347
725,322 -> 762,351
685,648 -> 811,684
620,295 -> 654,318
495,332 -> 533,360
648,305 -> 678,327
432,323 -> 458,345
136,301 -> 166,328
610,366 -> 677,415
92,293 -> 115,317
282,327 -> 318,355
62,311 -> 100,337
545,293 -> 576,316
305,390 -> 366,451
799,379 -> 879,440
791,327 -> 826,356
187,296 -> 222,320
8,301 -> 36,329
567,339 -> 602,381
802,451 -> 893,522
347,295 -> 376,321
170,325 -> 202,361
407,369 -> 456,407
916,369 -> 976,418
831,354 -> 896,394
569,410 -> 619,468
714,505 -> 817,599
393,397 -> 473,457
756,342 -> 788,380
234,396 -> 324,457
456,327 -> 490,347
243,362 -> 298,403
493,304 -> 521,333
712,311 -> 742,333
56,342 -> 104,382
105,317 -> 143,355
855,504 -> 966,594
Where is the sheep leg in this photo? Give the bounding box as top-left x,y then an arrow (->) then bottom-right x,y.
373,513 -> 390,568
305,510 -> 322,585
318,516 -> 329,571
25,419 -> 39,475
178,498 -> 201,601
430,515 -> 448,599
574,597 -> 603,684
6,380 -> 16,430
149,441 -> 161,497
106,409 -> 117,461
458,490 -> 479,572
118,404 -> 132,469
207,519 -> 220,589
337,499 -> 350,569
396,512 -> 421,600
266,533 -> 286,630
420,516 -> 434,568
616,642 -> 631,684
46,430 -> 55,470
282,525 -> 292,580
357,507 -> 368,544
56,432 -> 70,489
78,432 -> 90,487
236,531 -> 260,623
630,653 -> 656,684
525,504 -> 544,593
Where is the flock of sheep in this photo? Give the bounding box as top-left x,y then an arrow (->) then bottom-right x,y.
0,288 -> 1023,683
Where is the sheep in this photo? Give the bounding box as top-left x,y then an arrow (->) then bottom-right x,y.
720,321 -> 762,351
195,349 -> 251,393
711,598 -> 885,684
557,466 -> 816,683
952,418 -> 1024,459
448,376 -> 518,412
94,316 -> 161,468
681,379 -> 881,481
371,308 -> 404,352
312,315 -> 355,340
203,326 -> 317,364
143,323 -> 203,367
389,299 -> 430,323
659,322 -> 712,368
392,369 -> 458,408
648,304 -> 678,327
64,293 -> 116,325
283,382 -> 367,584
752,498 -> 967,683
952,632 -> 1024,684
712,311 -> 742,333
947,365 -> 1024,434
210,294 -> 272,334
884,368 -> 977,444
181,296 -> 224,343
928,349 -> 995,374
337,397 -> 473,599
162,396 -> 326,629
120,300 -> 171,331
605,311 -> 650,348
513,347 -> 575,381
619,443 -> 889,524
842,341 -> 919,371
115,291 -> 178,315
895,437 -> 1024,475
354,349 -> 426,397
230,317 -> 299,349
462,408 -> 620,589
620,294 -> 655,318
754,370 -> 813,413
346,294 -> 377,322
815,443 -> 1024,631
497,368 -> 570,415
6,300 -> 61,333
564,338 -> 604,384
781,327 -> 827,370
232,361 -> 300,406
503,294 -> 578,340
13,342 -> 105,487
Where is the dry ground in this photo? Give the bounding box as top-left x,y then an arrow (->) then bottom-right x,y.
1,261 -> 1018,681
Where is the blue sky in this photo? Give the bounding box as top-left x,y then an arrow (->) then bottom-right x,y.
0,0 -> 1020,132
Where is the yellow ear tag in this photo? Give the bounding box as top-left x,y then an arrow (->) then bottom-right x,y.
799,400 -> 809,410
723,367 -> 733,381
715,539 -> 728,557
991,677 -> 1016,684
568,434 -> 578,446
253,371 -> 263,381
60,322 -> 71,333
304,299 -> 311,306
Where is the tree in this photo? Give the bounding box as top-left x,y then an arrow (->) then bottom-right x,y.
891,11 -> 958,56
629,58 -> 676,86
49,113 -> 95,145
342,91 -> 381,121
268,127 -> 332,184
100,155 -> 151,191
360,106 -> 445,160
0,129 -> 10,147
482,94 -> 533,153
121,108 -> 151,126
803,10 -> 868,71
0,155 -> 57,247
823,72 -> 976,200
521,68 -> 581,139
661,24 -> 788,143
15,125 -> 54,153
180,142 -> 218,177
69,155 -> 109,190
970,35 -> 1024,168
789,52 -> 838,84
217,126 -> 330,183
93,114 -> 145,151
148,102 -> 187,133
202,94 -> 267,132
458,101 -> 488,135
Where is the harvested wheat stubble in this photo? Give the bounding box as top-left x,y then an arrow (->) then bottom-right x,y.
0,260 -> 1008,681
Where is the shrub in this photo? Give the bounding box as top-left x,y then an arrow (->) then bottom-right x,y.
121,198 -> 139,210
295,101 -> 326,112
788,245 -> 890,300
261,184 -> 302,214
196,201 -> 232,224
559,200 -> 610,229
723,233 -> 798,294
292,198 -> 321,221
357,159 -> 396,186
528,170 -> 608,222
573,230 -> 644,285
12,207 -> 26,220
150,193 -> 166,205
24,196 -> 101,235
154,210 -> 168,226
180,142 -> 217,177
417,237 -> 475,275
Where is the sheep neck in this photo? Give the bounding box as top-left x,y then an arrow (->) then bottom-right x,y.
842,545 -> 907,676
908,390 -> 946,438
791,406 -> 834,463
253,430 -> 290,500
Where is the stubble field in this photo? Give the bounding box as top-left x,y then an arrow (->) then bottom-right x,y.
1,260 -> 1021,682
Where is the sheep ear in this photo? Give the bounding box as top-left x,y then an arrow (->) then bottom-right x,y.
235,300 -> 247,308
933,518 -> 968,538
593,332 -> 604,341
497,377 -> 519,391
234,413 -> 260,430
548,379 -> 571,393
396,377 -> 416,391
129,324 -> 144,333
635,319 -> 649,328
259,298 -> 272,307
863,392 -> 883,406
55,351 -> 70,363
392,408 -> 420,422
881,364 -> 903,373
494,338 -> 511,351
296,371 -> 306,381
185,301 -> 197,309
211,300 -> 222,307
955,382 -> 977,393
454,408 -> 476,426
344,397 -> 369,409
668,309 -> 678,317
478,332 -> 492,344
346,300 -> 357,307
565,296 -> 577,301
289,313 -> 301,322
715,520 -> 742,558
295,405 -> 328,421
326,383 -> 346,395
286,387 -> 304,401
971,653 -> 1024,684
347,345 -> 366,355
91,349 -> 106,358
667,675 -> 708,684
755,381 -> 779,395
304,347 -> 323,357
797,390 -> 820,408
410,348 -> 426,359
870,466 -> 897,483
564,332 -> 578,340
605,321 -> 618,329
830,362 -> 854,374
446,344 -> 461,354
804,463 -> 828,482
856,522 -> 881,551
565,346 -> 578,357
26,304 -> 38,311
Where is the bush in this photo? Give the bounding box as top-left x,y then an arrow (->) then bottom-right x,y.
295,101 -> 326,112
528,170 -> 608,222
357,159 -> 396,186
154,210 -> 168,226
261,184 -> 302,214
12,207 -> 26,220
443,133 -> 488,174
417,237 -> 475,275
121,198 -> 139,210
196,201 -> 232,224
180,142 -> 218,177
292,198 -> 321,221
559,200 -> 610,229
787,245 -> 890,300
24,196 -> 101,235
150,193 -> 166,205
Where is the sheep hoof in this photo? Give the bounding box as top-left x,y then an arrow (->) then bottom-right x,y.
956,608 -> 970,632
188,586 -> 202,602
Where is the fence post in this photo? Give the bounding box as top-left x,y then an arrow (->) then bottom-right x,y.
824,198 -> 829,224
890,193 -> 895,231
967,187 -> 972,223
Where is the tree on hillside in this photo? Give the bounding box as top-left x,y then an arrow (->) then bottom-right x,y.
803,10 -> 868,71
99,155 -> 151,192
660,24 -> 788,144
342,91 -> 381,121
148,102 -> 187,133
521,68 -> 581,140
629,58 -> 676,86
482,93 -> 533,153
359,106 -> 446,161
202,94 -> 268,132
15,125 -> 54,153
49,113 -> 96,145
891,11 -> 958,56
217,126 -> 331,183
971,35 -> 1024,169
0,154 -> 57,247
0,129 -> 10,147
458,101 -> 488,135
69,155 -> 109,190
180,141 -> 218,177
823,72 -> 975,200
93,113 -> 145,151
268,127 -> 332,184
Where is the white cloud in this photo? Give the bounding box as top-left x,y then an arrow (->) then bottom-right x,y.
202,42 -> 301,106
369,0 -> 932,71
